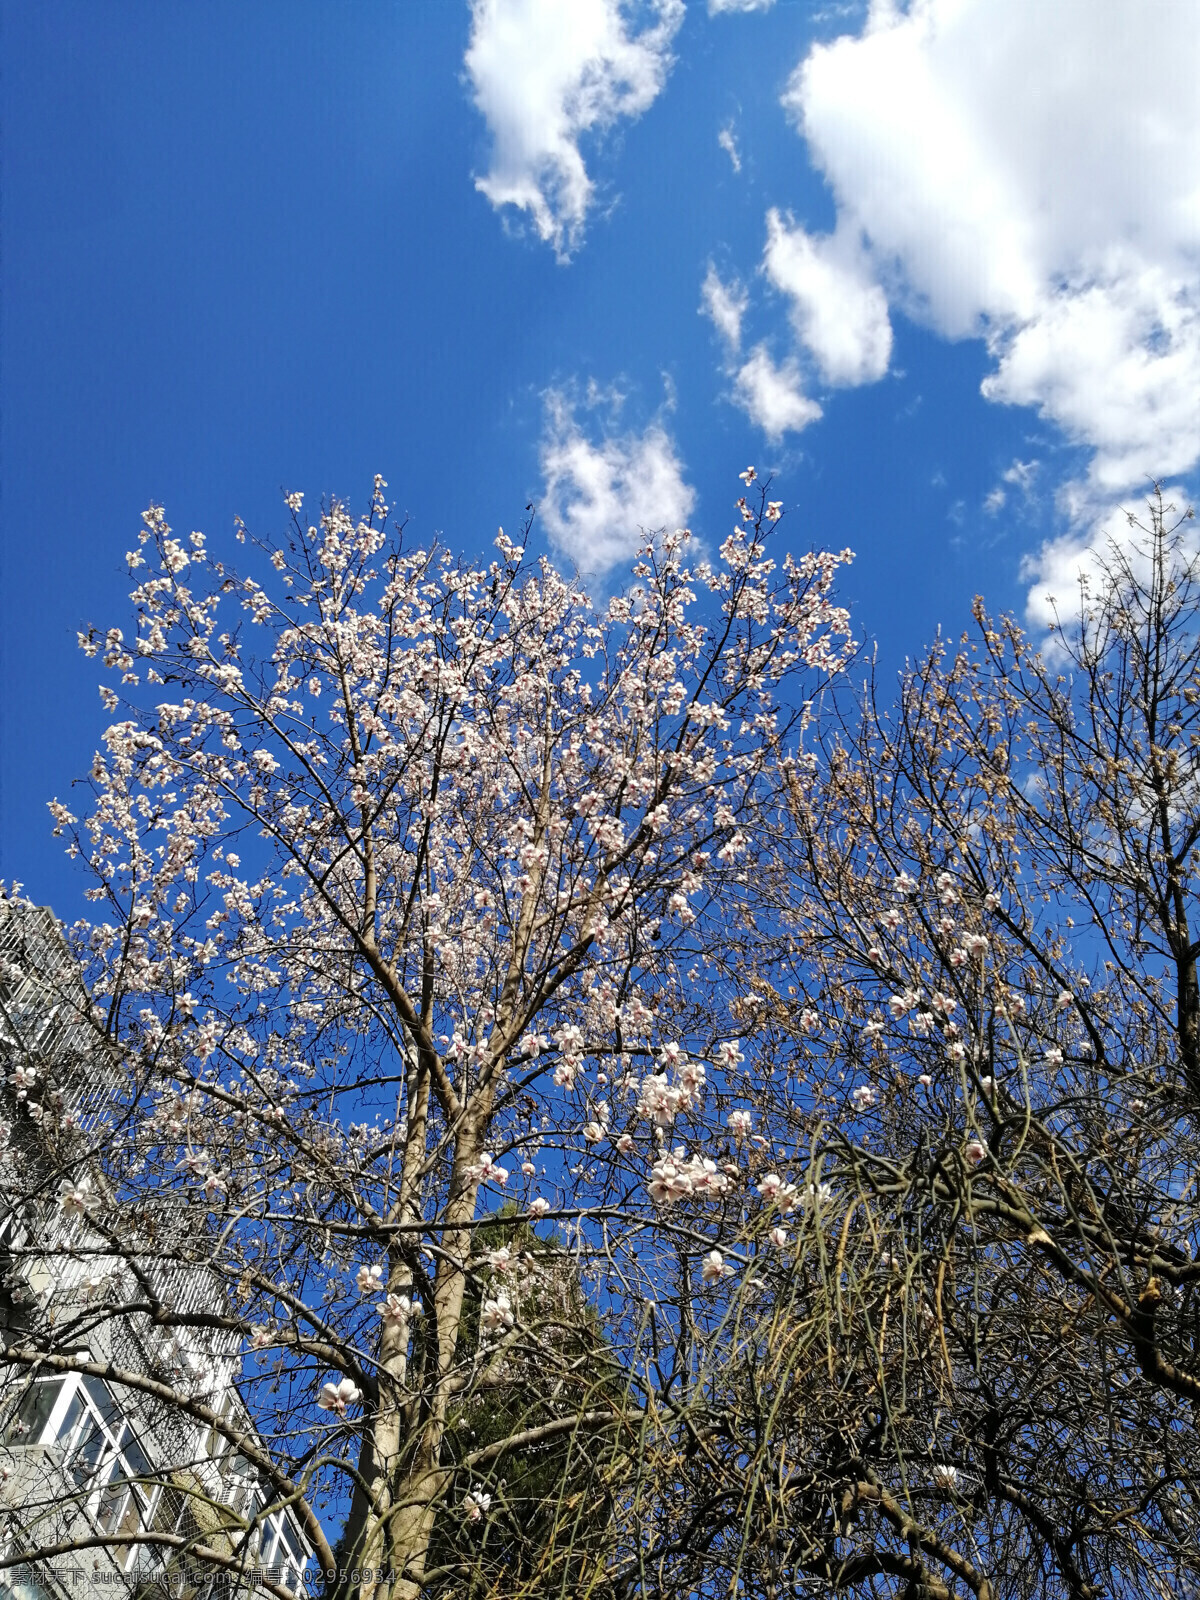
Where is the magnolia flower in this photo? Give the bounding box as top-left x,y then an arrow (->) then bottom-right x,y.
1044,1047 -> 1064,1069
802,1181 -> 834,1210
866,945 -> 885,964
481,1292 -> 514,1335
488,1246 -> 513,1274
766,500 -> 783,520
850,1084 -> 877,1110
467,1152 -> 509,1186
932,1463 -> 960,1490
963,933 -> 989,959
727,1109 -> 753,1137
248,1324 -> 274,1351
739,466 -> 757,485
983,891 -> 1001,910
615,1132 -> 634,1153
356,1263 -> 385,1296
583,1120 -> 605,1144
376,1294 -> 412,1326
935,871 -> 957,904
717,1040 -> 744,1068
978,1075 -> 994,1093
317,1376 -> 361,1416
521,1159 -> 536,1175
893,870 -> 918,897
701,1249 -> 728,1283
917,1073 -> 933,1086
58,1174 -> 93,1217
799,1007 -> 819,1034
964,1139 -> 987,1167
463,1489 -> 492,1524
768,1226 -> 789,1248
1055,989 -> 1075,1011
528,1196 -> 552,1218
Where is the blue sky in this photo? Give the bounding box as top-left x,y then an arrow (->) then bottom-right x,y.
4,0 -> 1198,921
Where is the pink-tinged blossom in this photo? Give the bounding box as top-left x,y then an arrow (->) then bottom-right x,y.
917,1073 -> 933,1087
963,933 -> 990,959
356,1264 -> 385,1296
615,1132 -> 634,1153
768,1226 -> 789,1248
528,1197 -> 552,1218
701,1249 -> 729,1282
376,1294 -> 412,1326
964,1139 -> 987,1167
727,1109 -> 753,1137
648,1151 -> 731,1206
467,1152 -> 509,1187
1055,989 -> 1075,1010
893,870 -> 918,897
935,871 -> 957,904
1043,1047 -> 1064,1069
317,1376 -> 362,1416
766,501 -> 783,520
462,1489 -> 492,1524
799,1007 -> 819,1034
480,1291 -> 514,1335
739,466 -> 757,485
58,1175 -> 93,1217
850,1084 -> 877,1110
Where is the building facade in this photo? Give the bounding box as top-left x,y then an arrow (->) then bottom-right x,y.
0,901 -> 313,1600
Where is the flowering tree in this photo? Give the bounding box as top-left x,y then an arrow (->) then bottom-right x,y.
643,490 -> 1200,1600
3,474 -> 855,1597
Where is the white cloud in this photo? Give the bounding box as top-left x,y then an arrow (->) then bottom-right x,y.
1021,487 -> 1197,634
700,264 -> 749,351
539,389 -> 696,578
783,0 -> 1200,508
466,0 -> 684,261
709,0 -> 776,12
717,123 -> 741,173
733,345 -> 822,441
983,457 -> 1040,516
763,208 -> 892,385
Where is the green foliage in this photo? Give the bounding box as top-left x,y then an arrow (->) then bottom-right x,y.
423,1205 -> 625,1598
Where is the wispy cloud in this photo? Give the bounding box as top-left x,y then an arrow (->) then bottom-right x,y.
539,386 -> 696,578
700,264 -> 749,352
762,208 -> 892,386
466,0 -> 684,261
732,345 -> 822,442
717,122 -> 741,173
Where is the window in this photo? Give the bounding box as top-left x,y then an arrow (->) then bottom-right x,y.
1,1377 -> 63,1444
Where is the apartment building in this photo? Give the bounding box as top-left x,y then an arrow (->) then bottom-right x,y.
0,900 -> 314,1600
